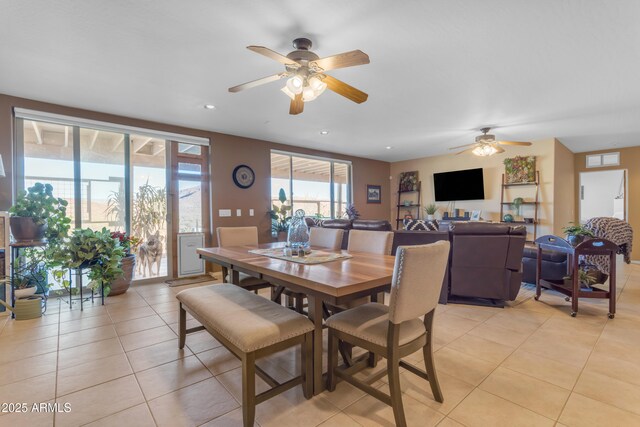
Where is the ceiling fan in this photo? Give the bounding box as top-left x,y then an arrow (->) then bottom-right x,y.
450,127 -> 532,156
228,38 -> 370,115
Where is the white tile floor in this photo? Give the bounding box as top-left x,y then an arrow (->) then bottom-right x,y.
1,259 -> 640,426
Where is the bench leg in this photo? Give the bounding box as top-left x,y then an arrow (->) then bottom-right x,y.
178,303 -> 186,349
302,331 -> 313,399
242,352 -> 256,427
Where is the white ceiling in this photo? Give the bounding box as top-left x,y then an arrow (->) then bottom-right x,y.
1,1 -> 640,162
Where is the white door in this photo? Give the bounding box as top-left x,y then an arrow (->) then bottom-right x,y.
579,170 -> 626,222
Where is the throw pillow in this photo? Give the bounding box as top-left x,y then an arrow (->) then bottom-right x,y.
403,219 -> 439,231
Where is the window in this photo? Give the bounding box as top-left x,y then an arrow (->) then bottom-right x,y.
586,152 -> 620,168
270,151 -> 352,219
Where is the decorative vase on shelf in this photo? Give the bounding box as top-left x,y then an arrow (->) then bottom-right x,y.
287,209 -> 310,249
503,214 -> 514,223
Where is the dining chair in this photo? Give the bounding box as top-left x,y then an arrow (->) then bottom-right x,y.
216,226 -> 272,293
347,229 -> 394,255
326,241 -> 451,427
309,227 -> 344,250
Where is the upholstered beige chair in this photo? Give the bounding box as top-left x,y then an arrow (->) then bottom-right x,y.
347,229 -> 393,255
309,227 -> 344,250
216,226 -> 272,293
326,241 -> 451,427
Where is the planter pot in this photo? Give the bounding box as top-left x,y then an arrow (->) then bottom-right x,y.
277,231 -> 287,242
426,214 -> 434,221
14,286 -> 37,299
108,254 -> 135,296
567,235 -> 584,247
10,217 -> 47,242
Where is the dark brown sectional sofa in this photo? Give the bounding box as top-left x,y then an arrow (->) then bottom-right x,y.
305,218 -> 527,306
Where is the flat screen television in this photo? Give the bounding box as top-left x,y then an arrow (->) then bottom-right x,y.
433,168 -> 485,201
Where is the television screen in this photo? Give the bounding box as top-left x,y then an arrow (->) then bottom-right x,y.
433,168 -> 485,201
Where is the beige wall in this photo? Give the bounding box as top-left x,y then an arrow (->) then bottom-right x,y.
553,139 -> 576,235
390,139 -> 560,239
574,146 -> 640,261
0,94 -> 391,245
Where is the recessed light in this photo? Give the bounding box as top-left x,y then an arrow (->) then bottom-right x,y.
320,130 -> 329,135
386,146 -> 392,150
203,104 -> 216,110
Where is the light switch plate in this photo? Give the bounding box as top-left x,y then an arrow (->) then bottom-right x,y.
249,209 -> 254,216
236,209 -> 242,216
219,209 -> 231,217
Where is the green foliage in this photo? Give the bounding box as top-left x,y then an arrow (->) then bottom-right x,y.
9,182 -> 71,241
562,223 -> 595,237
270,188 -> 292,233
65,228 -> 125,296
564,269 -> 597,287
424,203 -> 438,215
512,197 -> 524,216
132,182 -> 167,240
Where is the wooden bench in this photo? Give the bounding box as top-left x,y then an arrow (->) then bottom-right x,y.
176,284 -> 314,427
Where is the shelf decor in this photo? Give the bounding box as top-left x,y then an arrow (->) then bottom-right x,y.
504,156 -> 536,184
398,171 -> 419,192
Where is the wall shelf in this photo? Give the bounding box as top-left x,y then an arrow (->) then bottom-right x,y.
500,171 -> 540,241
396,181 -> 421,229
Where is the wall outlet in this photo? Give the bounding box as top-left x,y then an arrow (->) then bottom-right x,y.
249,209 -> 254,216
219,209 -> 231,217
236,209 -> 242,217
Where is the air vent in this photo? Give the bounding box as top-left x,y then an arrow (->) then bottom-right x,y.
586,152 -> 620,168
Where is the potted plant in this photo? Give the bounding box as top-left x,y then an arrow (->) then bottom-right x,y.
564,268 -> 597,289
512,197 -> 524,220
9,183 -> 70,242
562,223 -> 595,246
65,228 -> 125,297
109,231 -> 140,295
424,203 -> 438,220
269,188 -> 292,242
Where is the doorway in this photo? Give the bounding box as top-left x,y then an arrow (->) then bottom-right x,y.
579,169 -> 626,223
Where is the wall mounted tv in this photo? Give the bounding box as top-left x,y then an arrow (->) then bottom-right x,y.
433,168 -> 485,201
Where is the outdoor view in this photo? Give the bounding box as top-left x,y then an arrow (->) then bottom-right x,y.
22,120 -> 169,281
270,152 -> 351,221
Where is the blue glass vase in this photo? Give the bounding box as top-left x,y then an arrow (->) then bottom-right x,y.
287,209 -> 310,249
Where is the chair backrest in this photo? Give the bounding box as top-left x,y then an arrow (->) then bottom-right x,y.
388,241 -> 450,324
309,227 -> 344,250
216,226 -> 259,247
347,230 -> 394,255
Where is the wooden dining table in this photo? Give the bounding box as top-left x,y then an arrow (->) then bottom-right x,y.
197,242 -> 396,395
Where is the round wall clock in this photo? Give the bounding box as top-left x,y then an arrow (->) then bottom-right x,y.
232,165 -> 255,189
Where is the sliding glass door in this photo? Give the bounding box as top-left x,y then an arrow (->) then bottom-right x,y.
17,119 -> 171,281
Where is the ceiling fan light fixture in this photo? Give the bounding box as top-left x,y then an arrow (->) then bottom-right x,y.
472,144 -> 498,156
308,76 -> 327,93
302,86 -> 318,102
280,85 -> 296,100
286,75 -> 304,94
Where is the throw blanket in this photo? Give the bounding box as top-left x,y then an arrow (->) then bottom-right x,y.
583,217 -> 633,275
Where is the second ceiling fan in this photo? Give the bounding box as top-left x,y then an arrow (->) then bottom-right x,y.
450,127 -> 532,156
228,38 -> 370,115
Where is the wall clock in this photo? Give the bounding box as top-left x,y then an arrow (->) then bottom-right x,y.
232,165 -> 255,189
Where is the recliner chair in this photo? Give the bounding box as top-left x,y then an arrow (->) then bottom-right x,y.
447,222 -> 526,304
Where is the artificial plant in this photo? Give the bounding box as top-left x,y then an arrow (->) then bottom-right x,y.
424,203 -> 438,216
269,188 -> 292,234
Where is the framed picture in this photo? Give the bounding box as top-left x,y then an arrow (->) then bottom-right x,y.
366,184 -> 381,204
398,171 -> 419,192
504,156 -> 536,184
470,210 -> 481,221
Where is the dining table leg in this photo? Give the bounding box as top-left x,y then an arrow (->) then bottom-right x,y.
306,294 -> 325,395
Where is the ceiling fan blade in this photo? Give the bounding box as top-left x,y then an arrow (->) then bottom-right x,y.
449,142 -> 477,150
228,72 -> 290,93
455,147 -> 477,155
322,75 -> 368,104
289,93 -> 304,115
496,140 -> 532,146
310,50 -> 370,71
247,46 -> 299,66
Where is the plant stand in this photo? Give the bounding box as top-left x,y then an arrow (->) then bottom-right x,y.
64,267 -> 105,311
9,241 -> 48,319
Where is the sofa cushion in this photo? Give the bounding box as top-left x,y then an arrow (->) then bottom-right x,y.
403,219 -> 439,231
319,219 -> 352,230
352,219 -> 392,231
523,245 -> 568,262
